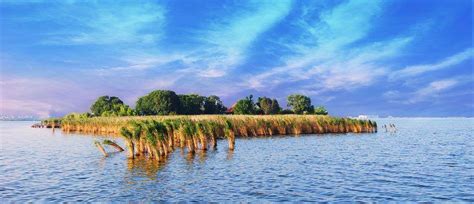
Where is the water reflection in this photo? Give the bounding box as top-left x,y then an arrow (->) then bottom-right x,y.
126,157 -> 168,180
226,149 -> 234,160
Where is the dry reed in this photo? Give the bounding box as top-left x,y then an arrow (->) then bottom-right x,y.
58,115 -> 377,160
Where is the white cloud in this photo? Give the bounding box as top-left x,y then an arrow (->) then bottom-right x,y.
42,2 -> 166,45
241,0 -> 400,93
406,79 -> 459,104
384,77 -> 470,104
390,48 -> 473,80
189,0 -> 292,78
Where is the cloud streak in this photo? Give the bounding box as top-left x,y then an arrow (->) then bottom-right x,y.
188,0 -> 292,78
244,0 -> 408,93
41,2 -> 166,45
390,48 -> 473,80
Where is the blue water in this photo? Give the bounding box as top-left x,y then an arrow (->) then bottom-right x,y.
0,118 -> 473,202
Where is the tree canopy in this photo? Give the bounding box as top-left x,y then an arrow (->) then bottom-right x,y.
287,94 -> 313,114
257,97 -> 281,115
178,94 -> 205,115
135,90 -> 180,115
80,92 -> 328,118
203,95 -> 227,114
90,96 -> 125,116
233,95 -> 257,115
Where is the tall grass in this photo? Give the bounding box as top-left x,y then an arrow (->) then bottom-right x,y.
59,115 -> 377,160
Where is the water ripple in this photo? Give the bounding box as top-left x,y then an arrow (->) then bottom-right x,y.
1,119 -> 474,202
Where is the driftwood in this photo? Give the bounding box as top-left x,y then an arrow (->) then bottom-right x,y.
102,140 -> 125,152
94,141 -> 108,157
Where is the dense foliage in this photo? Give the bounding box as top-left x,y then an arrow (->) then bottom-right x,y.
101,104 -> 136,116
313,106 -> 328,115
64,112 -> 92,120
233,95 -> 257,114
90,96 -> 126,116
135,90 -> 180,115
71,91 -> 329,118
287,94 -> 313,114
178,94 -> 205,115
202,95 -> 227,114
257,97 -> 281,115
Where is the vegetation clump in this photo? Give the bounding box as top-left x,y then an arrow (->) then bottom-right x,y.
257,97 -> 281,115
45,89 -> 379,160
135,90 -> 181,115
233,95 -> 257,114
61,115 -> 377,160
90,96 -> 134,116
287,94 -> 313,114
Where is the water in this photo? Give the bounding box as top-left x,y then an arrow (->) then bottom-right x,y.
0,118 -> 473,202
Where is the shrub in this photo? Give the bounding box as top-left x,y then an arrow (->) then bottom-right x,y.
313,106 -> 328,115
279,109 -> 294,114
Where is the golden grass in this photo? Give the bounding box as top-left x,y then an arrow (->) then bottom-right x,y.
58,115 -> 377,160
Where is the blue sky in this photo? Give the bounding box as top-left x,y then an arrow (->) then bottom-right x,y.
0,0 -> 472,118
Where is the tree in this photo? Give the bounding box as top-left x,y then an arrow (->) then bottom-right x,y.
101,104 -> 136,116
233,95 -> 257,114
287,94 -> 312,114
257,97 -> 281,115
313,106 -> 328,115
178,94 -> 205,115
135,90 -> 180,115
203,95 -> 227,114
90,96 -> 124,116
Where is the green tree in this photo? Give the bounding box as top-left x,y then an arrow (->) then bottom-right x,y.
178,94 -> 205,115
90,96 -> 124,116
101,104 -> 136,116
313,106 -> 328,115
233,95 -> 257,114
203,95 -> 227,114
287,94 -> 313,114
257,97 -> 281,115
135,90 -> 180,115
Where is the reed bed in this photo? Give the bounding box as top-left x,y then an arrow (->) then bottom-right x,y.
59,115 -> 377,160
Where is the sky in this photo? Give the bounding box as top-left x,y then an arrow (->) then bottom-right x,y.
0,0 -> 472,118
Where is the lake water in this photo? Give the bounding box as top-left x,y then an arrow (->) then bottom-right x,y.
0,118 -> 473,202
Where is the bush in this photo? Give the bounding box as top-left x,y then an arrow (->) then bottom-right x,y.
101,104 -> 136,116
64,112 -> 92,119
135,90 -> 180,115
313,106 -> 328,115
279,109 -> 294,114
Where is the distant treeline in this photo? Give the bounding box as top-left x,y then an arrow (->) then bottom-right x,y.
65,90 -> 328,119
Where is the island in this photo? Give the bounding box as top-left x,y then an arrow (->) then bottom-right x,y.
38,90 -> 377,160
